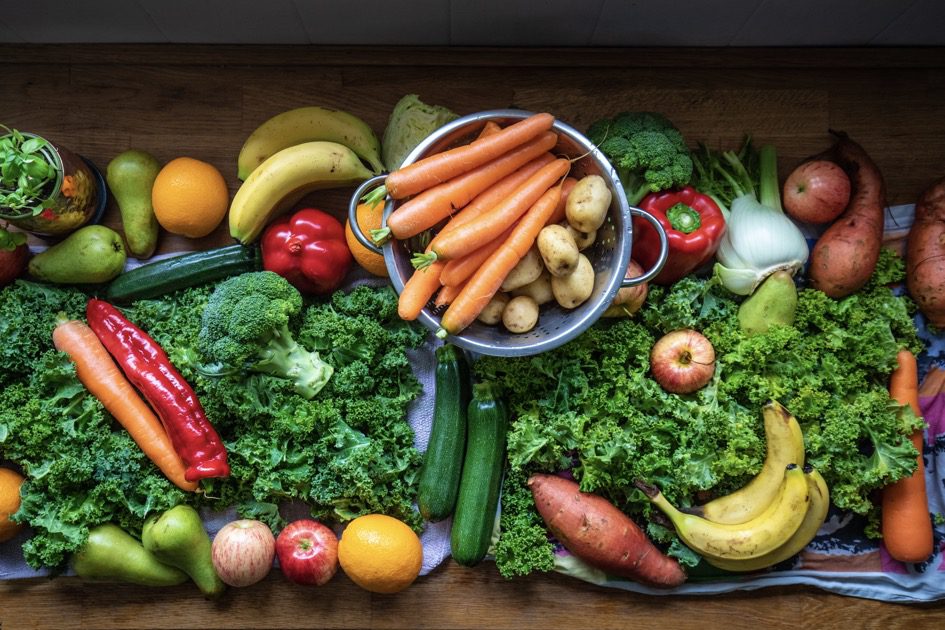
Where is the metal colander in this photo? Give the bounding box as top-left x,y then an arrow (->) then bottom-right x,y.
349,109 -> 667,357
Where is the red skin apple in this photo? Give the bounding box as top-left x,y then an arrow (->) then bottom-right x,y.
782,159 -> 852,225
0,242 -> 29,287
650,329 -> 715,394
276,519 -> 339,586
211,519 -> 276,587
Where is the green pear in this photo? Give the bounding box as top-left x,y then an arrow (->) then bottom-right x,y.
107,150 -> 162,258
738,270 -> 798,335
28,225 -> 126,284
71,523 -> 188,587
142,505 -> 226,598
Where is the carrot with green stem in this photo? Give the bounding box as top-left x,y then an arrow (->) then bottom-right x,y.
381,131 -> 559,241
881,348 -> 934,563
365,112 -> 556,206
438,185 -> 563,337
398,257 -> 446,321
52,316 -> 198,492
419,158 -> 570,266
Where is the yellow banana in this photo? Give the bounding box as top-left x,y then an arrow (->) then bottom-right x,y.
237,106 -> 383,179
704,467 -> 829,572
228,141 -> 374,244
686,400 -> 805,524
638,464 -> 810,561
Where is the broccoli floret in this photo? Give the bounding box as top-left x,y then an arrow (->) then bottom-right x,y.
197,271 -> 333,399
587,111 -> 693,205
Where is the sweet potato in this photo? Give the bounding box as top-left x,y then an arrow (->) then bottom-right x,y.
528,473 -> 687,588
907,176 -> 945,327
807,131 -> 886,298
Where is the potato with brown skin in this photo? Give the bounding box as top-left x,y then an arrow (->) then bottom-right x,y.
907,176 -> 945,327
500,246 -> 543,291
512,270 -> 554,305
537,224 -> 579,277
551,254 -> 594,308
566,175 -> 611,233
477,292 -> 510,325
502,295 -> 539,333
528,473 -> 686,589
807,132 -> 886,299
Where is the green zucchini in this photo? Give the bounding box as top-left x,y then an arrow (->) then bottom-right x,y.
450,382 -> 508,567
417,344 -> 471,522
105,244 -> 261,303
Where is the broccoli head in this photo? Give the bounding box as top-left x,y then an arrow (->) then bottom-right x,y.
198,271 -> 333,398
586,111 -> 693,205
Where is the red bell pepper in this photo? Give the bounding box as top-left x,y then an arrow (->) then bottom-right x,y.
260,208 -> 353,295
632,186 -> 726,285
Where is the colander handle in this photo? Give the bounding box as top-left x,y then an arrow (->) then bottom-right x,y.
623,207 -> 669,286
347,174 -> 388,255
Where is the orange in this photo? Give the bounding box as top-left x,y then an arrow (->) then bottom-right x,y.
338,514 -> 423,593
0,467 -> 25,543
345,203 -> 388,277
151,157 -> 229,238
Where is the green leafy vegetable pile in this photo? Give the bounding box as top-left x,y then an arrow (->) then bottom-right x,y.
477,250 -> 922,577
0,279 -> 426,570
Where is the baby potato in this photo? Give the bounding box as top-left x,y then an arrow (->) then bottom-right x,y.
502,295 -> 540,334
477,292 -> 510,325
551,254 -> 595,309
566,175 -> 611,233
537,225 -> 579,277
563,223 -> 597,251
512,270 -> 554,305
500,246 -> 544,291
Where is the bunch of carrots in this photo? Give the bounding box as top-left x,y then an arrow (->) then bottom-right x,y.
373,112 -> 579,337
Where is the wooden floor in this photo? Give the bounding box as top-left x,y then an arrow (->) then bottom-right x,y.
2,44 -> 945,629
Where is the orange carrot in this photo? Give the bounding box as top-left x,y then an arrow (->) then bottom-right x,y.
386,112 -> 556,199
387,131 -> 559,240
477,120 -> 502,139
429,158 -> 570,262
398,260 -> 445,321
438,153 -> 556,236
546,176 -> 578,225
439,186 -> 562,336
53,317 -> 198,492
881,349 -> 934,563
434,281 -> 466,308
440,226 -> 513,287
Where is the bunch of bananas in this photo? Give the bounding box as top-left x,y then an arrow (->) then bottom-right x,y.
639,401 -> 830,572
229,106 -> 384,244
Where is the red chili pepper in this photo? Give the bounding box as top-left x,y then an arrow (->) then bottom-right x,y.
632,186 -> 727,285
86,299 -> 230,482
260,208 -> 352,295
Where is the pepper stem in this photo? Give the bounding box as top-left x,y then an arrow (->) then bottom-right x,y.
666,203 -> 701,234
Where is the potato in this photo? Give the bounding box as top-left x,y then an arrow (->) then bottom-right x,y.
563,223 -> 596,251
512,270 -> 554,305
565,175 -> 611,233
502,295 -> 540,334
500,246 -> 543,292
476,292 -> 510,325
551,254 -> 594,308
537,225 -> 579,278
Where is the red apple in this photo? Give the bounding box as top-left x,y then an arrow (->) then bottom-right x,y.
782,159 -> 851,225
276,519 -> 339,586
650,329 -> 715,394
0,229 -> 29,287
211,519 -> 276,587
